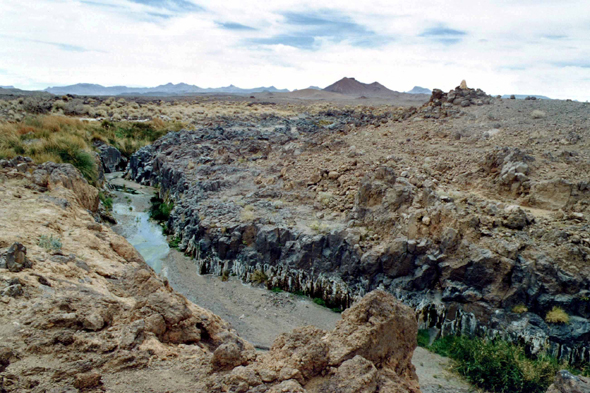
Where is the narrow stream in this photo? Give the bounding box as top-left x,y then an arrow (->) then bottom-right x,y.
103,172 -> 463,391
106,172 -> 169,274
104,172 -> 341,349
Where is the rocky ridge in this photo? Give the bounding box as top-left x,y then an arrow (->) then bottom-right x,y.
127,89 -> 590,366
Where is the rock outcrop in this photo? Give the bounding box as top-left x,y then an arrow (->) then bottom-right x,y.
127,98 -> 590,367
0,160 -> 422,392
416,82 -> 494,119
546,370 -> 590,393
199,290 -> 421,392
94,141 -> 126,173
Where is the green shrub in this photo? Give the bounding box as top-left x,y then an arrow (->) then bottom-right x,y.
428,336 -> 560,393
38,235 -> 62,251
312,297 -> 326,307
149,195 -> 173,222
271,287 -> 283,293
417,329 -> 431,348
169,236 -> 181,248
99,192 -> 113,210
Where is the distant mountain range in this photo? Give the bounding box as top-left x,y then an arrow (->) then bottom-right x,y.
406,86 -> 431,94
44,83 -> 289,96
501,94 -> 551,100
0,85 -> 15,89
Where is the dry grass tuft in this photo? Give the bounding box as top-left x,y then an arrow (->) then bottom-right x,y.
512,304 -> 529,314
545,307 -> 569,324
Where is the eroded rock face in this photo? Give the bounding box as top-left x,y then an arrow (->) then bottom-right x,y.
33,162 -> 99,212
127,118 -> 590,366
200,290 -> 421,393
0,162 -> 250,391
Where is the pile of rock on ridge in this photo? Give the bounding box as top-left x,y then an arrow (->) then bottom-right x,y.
417,80 -> 495,119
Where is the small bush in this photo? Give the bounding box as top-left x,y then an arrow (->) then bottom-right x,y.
429,336 -> 560,393
240,205 -> 256,221
251,270 -> 268,284
149,195 -> 173,223
545,307 -> 569,324
99,192 -> 113,210
531,110 -> 546,119
309,220 -> 330,233
271,287 -> 283,293
38,235 -> 62,251
512,304 -> 528,314
169,236 -> 181,248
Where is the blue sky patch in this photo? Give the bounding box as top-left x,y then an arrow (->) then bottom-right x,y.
127,0 -> 204,12
217,22 -> 256,31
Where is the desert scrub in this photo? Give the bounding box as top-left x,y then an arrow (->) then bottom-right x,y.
309,220 -> 330,233
250,270 -> 268,284
545,307 -> 569,324
38,235 -> 62,251
168,236 -> 181,248
0,115 -> 184,181
417,329 -> 431,348
240,205 -> 256,221
428,336 -> 561,393
512,304 -> 528,314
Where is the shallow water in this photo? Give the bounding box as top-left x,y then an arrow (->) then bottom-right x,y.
107,173 -> 169,274
112,203 -> 169,273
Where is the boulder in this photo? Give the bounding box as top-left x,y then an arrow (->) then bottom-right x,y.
546,370 -> 590,393
4,242 -> 32,272
95,142 -> 126,173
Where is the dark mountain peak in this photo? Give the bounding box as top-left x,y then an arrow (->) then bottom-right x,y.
323,77 -> 399,97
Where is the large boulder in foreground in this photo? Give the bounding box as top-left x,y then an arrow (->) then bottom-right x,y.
546,370 -> 590,393
202,290 -> 421,392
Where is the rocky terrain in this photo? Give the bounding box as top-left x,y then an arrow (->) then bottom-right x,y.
1,81 -> 589,392
126,83 -> 590,368
0,156 -> 424,392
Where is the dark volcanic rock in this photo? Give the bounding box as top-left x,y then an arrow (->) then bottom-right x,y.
128,110 -> 590,367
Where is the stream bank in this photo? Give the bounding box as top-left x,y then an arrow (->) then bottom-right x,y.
106,172 -> 341,348
106,172 -> 477,393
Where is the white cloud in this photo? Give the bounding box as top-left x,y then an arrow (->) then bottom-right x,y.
1,0 -> 589,100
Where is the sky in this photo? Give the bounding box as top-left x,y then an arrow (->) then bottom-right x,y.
1,0 -> 590,100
